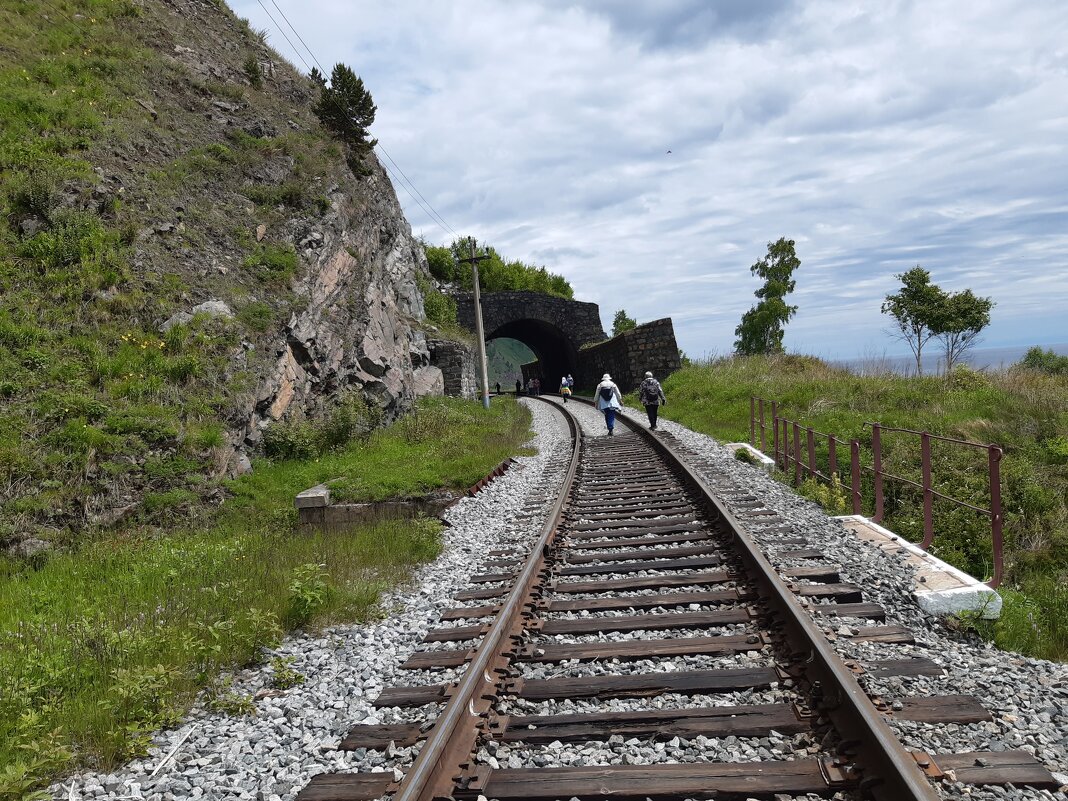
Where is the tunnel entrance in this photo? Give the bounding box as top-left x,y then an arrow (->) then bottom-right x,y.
486,338 -> 535,389
486,318 -> 579,389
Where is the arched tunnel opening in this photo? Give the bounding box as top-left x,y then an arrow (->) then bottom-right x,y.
486,318 -> 579,391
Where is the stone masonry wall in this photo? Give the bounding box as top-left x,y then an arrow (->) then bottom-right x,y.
429,339 -> 477,399
455,291 -> 606,346
575,318 -> 681,392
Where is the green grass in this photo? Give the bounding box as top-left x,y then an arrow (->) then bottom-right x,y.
0,396 -> 533,798
649,354 -> 1068,661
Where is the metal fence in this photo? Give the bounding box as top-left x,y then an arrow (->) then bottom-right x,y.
749,396 -> 1004,588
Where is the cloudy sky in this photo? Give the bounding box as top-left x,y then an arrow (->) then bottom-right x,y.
233,0 -> 1068,360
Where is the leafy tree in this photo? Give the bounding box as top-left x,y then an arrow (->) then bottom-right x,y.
1019,347 -> 1068,375
313,63 -> 377,174
612,309 -> 637,336
424,244 -> 457,282
933,289 -> 994,372
733,237 -> 800,355
420,236 -> 573,299
881,266 -> 945,375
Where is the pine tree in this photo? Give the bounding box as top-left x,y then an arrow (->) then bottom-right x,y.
314,63 -> 377,174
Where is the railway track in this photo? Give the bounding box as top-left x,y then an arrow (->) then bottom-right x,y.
296,397 -> 1059,801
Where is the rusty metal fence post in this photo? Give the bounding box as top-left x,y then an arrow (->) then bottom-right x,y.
750,397 -> 756,446
793,422 -> 802,485
772,402 -> 779,466
806,428 -> 816,480
850,439 -> 862,514
828,436 -> 838,478
872,423 -> 884,522
989,445 -> 1004,589
920,433 -> 934,549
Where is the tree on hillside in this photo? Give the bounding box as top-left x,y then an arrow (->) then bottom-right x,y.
933,289 -> 994,372
881,266 -> 945,375
314,63 -> 377,175
612,309 -> 637,336
421,236 -> 574,299
733,237 -> 801,355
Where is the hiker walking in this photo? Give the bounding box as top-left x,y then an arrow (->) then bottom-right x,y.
515,378 -> 522,396
595,373 -> 623,435
638,370 -> 666,429
559,375 -> 571,403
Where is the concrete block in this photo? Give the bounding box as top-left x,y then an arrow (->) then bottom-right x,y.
726,442 -> 776,475
835,515 -> 1002,619
295,484 -> 331,509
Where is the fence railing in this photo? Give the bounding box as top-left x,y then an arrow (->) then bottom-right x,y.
749,396 -> 1004,588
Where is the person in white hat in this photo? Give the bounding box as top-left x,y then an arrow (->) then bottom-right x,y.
594,373 -> 622,435
638,370 -> 666,429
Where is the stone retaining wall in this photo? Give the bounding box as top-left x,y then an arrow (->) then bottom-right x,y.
428,338 -> 477,399
575,318 -> 681,392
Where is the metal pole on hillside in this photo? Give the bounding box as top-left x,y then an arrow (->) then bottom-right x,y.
459,240 -> 491,409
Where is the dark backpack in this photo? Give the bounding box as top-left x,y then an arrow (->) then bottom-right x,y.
598,386 -> 614,402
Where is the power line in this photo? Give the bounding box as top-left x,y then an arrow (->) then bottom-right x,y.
258,0 -> 458,239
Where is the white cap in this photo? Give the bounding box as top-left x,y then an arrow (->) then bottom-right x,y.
644,371 -> 653,378
602,373 -> 611,381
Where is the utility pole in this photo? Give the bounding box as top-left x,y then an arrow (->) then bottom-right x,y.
458,239 -> 492,409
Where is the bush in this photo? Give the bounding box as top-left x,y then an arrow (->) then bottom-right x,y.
242,243 -> 297,285
284,563 -> 334,628
242,55 -> 263,90
421,282 -> 456,328
237,301 -> 273,333
1018,346 -> 1068,375
262,418 -> 318,461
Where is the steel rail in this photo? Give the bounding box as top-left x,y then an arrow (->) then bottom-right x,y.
572,397 -> 940,801
391,398 -> 582,801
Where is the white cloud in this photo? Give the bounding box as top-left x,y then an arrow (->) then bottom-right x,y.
233,0 -> 1068,356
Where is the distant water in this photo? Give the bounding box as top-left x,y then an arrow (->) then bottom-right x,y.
830,343 -> 1068,375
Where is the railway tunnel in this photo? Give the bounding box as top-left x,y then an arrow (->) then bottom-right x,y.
454,290 -> 681,391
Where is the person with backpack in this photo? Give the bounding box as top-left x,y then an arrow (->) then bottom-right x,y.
637,370 -> 666,429
595,373 -> 623,435
559,375 -> 571,403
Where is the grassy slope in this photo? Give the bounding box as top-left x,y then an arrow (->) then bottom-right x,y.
0,0 -> 368,544
0,396 -> 533,797
647,356 -> 1068,660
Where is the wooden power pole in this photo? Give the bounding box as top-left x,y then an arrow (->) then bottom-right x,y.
458,240 -> 491,409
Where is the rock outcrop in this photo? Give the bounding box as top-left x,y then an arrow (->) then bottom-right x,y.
242,165 -> 440,455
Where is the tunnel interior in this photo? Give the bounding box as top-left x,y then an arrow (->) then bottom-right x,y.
487,318 -> 579,388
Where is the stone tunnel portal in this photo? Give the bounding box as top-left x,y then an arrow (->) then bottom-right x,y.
486,318 -> 577,386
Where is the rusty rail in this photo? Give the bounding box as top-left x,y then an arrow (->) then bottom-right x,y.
750,397 -> 1004,588
391,400 -> 582,801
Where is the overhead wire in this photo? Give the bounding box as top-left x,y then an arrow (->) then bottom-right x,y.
256,0 -> 459,239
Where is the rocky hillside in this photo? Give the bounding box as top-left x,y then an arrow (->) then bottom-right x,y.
0,0 -> 441,550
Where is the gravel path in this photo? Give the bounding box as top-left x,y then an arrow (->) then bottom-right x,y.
51,399 -> 570,801
51,397 -> 1068,801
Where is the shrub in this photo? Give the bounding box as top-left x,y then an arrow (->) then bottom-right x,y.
242,243 -> 297,285
262,418 -> 318,461
422,284 -> 457,328
1018,346 -> 1068,375
242,55 -> 263,90
284,563 -> 334,628
236,301 -> 273,333
318,392 -> 380,451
